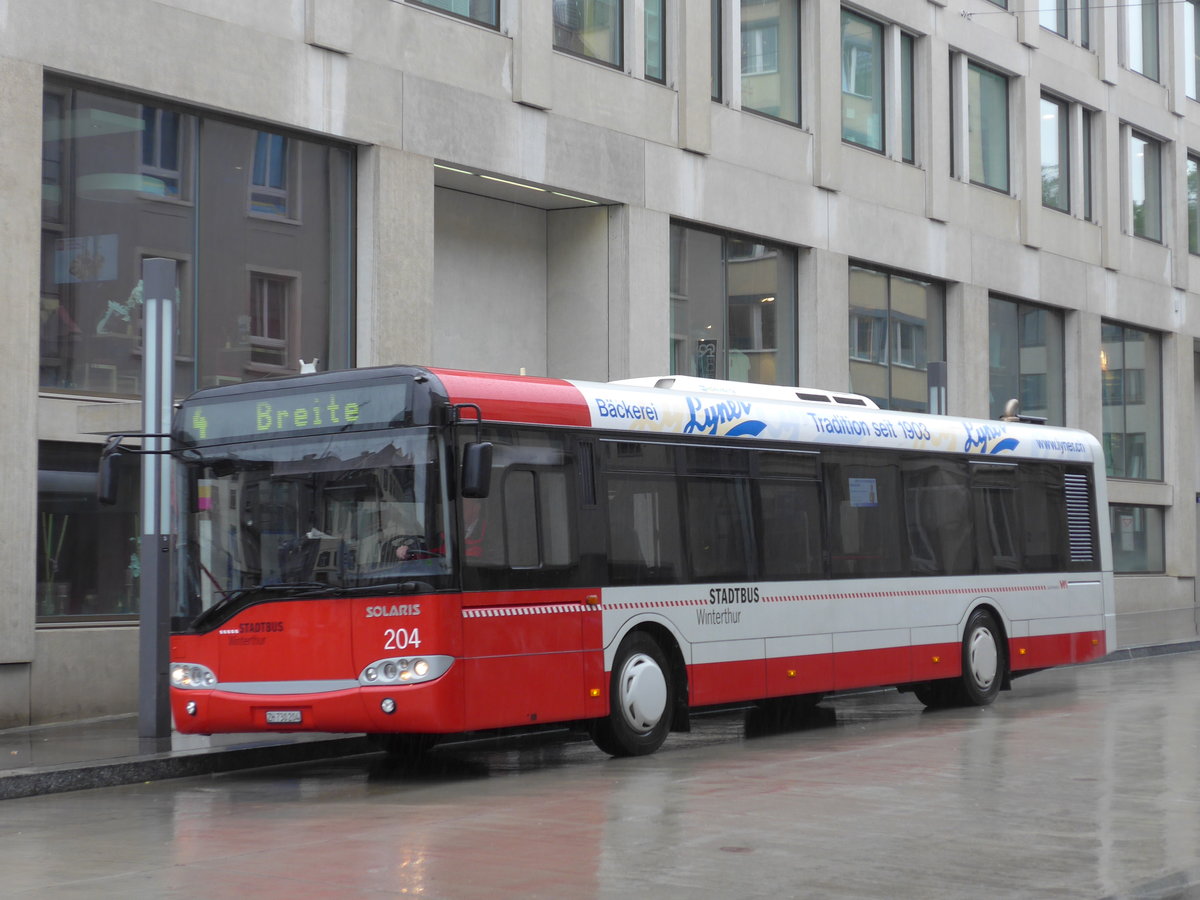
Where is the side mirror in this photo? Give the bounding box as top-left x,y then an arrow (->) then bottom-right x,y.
97,436 -> 124,506
461,442 -> 493,499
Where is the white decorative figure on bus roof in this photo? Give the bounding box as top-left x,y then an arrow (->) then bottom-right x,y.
299,358 -> 319,374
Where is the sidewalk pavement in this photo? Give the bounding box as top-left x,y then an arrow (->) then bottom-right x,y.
0,716 -> 373,801
3,640 -> 1197,802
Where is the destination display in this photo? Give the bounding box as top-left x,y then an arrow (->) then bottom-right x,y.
176,381 -> 410,444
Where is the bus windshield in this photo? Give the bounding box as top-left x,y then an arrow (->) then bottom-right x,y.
176,429 -> 450,627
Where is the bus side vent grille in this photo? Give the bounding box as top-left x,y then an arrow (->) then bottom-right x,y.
1064,473 -> 1094,563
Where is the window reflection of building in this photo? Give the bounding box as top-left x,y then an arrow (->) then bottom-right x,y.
669,223 -> 797,385
1100,322 -> 1162,480
740,0 -> 800,123
841,10 -> 884,151
988,295 -> 1064,423
553,0 -> 622,67
848,266 -> 944,412
38,81 -> 353,398
36,443 -> 140,621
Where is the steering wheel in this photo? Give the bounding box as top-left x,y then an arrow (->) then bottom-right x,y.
383,535 -> 436,561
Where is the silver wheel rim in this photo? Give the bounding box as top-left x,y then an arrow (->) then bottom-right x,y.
616,651 -> 667,733
967,626 -> 999,690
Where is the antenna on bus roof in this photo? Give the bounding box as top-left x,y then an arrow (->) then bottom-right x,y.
1000,398 -> 1047,425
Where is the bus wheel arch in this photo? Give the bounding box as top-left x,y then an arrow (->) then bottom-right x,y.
913,603 -> 1009,709
959,605 -> 1008,706
589,626 -> 684,757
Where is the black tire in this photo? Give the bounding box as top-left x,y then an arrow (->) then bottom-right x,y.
589,631 -> 673,757
959,608 -> 1004,706
914,609 -> 1006,709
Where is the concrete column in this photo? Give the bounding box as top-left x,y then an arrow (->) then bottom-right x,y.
513,0 -> 554,110
356,146 -> 435,367
0,58 -> 40,726
1163,331 -> 1195,577
547,206 -> 610,381
677,0 -> 711,154
1099,114 -> 1123,271
1066,308 -> 1103,436
808,0 -> 841,192
1097,0 -> 1119,86
946,282 -> 989,417
0,59 -> 40,672
800,250 -> 849,391
924,35 -> 950,222
606,205 -> 670,380
1018,70 -> 1041,249
1170,138 -> 1189,290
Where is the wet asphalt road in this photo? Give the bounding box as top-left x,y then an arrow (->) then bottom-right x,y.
4,651 -> 1200,899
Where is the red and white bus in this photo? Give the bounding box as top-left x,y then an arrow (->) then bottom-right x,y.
158,365 -> 1114,756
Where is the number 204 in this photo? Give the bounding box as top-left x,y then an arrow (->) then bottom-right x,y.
384,628 -> 421,651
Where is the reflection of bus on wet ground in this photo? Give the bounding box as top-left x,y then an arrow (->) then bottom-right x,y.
116,364 -> 1113,757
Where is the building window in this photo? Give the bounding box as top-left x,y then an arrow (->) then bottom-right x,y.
966,61 -> 1009,192
410,0 -> 499,27
1081,0 -> 1090,48
670,223 -> 797,385
1127,0 -> 1159,81
140,106 -> 190,200
1083,108 -> 1094,220
39,81 -> 353,397
1040,0 -> 1067,37
1041,96 -> 1069,212
1189,155 -> 1200,254
645,0 -> 665,82
841,10 -> 884,152
247,272 -> 294,369
848,266 -> 945,412
1101,322 -> 1162,480
554,0 -> 622,68
988,296 -> 1065,424
712,0 -> 723,101
740,0 -> 800,124
1110,505 -> 1165,573
1130,130 -> 1162,242
901,33 -> 915,163
250,131 -> 295,218
1188,1 -> 1200,99
37,442 -> 140,621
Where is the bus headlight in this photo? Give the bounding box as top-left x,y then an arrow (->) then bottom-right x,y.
170,662 -> 217,689
358,655 -> 453,686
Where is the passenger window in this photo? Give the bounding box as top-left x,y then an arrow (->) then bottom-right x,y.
902,459 -> 973,576
606,475 -> 683,584
683,477 -> 751,581
824,454 -> 904,578
756,479 -> 823,579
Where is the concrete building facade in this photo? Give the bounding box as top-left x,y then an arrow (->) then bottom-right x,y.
2,0 -> 1198,726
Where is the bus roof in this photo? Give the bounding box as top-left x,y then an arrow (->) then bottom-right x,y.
429,368 -> 1102,466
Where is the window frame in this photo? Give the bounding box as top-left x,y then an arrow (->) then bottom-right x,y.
407,0 -> 500,29
553,0 -> 624,70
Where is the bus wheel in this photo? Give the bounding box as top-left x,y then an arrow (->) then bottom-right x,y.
590,632 -> 673,757
960,608 -> 1004,706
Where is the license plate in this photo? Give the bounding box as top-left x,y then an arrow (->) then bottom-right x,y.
265,710 -> 302,724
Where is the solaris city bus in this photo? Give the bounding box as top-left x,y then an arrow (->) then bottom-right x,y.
111,365 -> 1114,757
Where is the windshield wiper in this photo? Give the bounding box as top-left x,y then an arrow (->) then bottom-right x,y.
191,580 -> 433,632
192,582 -> 334,631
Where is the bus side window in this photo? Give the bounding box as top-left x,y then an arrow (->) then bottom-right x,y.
971,464 -> 1020,573
823,453 -> 904,578
1017,464 -> 1068,572
901,459 -> 973,576
683,477 -> 751,581
606,475 -> 683,585
755,478 -> 823,579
